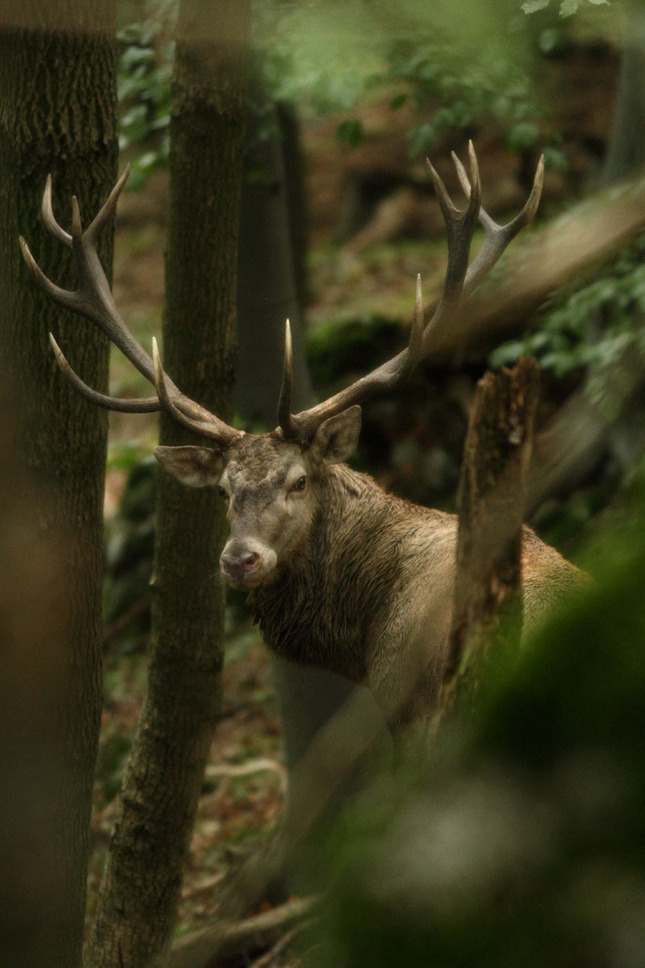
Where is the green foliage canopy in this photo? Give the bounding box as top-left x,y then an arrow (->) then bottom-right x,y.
117,0 -> 617,180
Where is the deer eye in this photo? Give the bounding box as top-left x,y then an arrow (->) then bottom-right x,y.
291,475 -> 307,493
217,485 -> 228,498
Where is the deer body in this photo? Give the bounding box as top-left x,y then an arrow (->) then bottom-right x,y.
155,414 -> 582,730
21,144 -> 581,730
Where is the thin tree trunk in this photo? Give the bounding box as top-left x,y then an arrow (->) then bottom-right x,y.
441,358 -> 540,711
0,4 -> 117,967
86,3 -> 250,966
602,0 -> 645,186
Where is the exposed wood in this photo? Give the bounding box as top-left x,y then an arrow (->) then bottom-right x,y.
441,358 -> 540,709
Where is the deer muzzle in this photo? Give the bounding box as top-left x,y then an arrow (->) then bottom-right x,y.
219,539 -> 277,590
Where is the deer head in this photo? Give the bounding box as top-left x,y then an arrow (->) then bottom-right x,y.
20,144 -> 543,590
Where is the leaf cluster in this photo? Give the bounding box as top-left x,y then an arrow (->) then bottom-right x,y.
490,232 -> 645,413
117,1 -> 175,186
117,0 -> 614,179
252,1 -> 553,159
522,0 -> 609,16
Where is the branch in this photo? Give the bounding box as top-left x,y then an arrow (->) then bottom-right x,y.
169,895 -> 318,968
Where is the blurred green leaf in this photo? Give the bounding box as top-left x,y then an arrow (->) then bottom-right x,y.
337,118 -> 364,148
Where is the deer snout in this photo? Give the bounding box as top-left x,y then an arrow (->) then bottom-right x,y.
219,540 -> 277,589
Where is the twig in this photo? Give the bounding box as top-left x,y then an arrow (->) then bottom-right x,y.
249,917 -> 314,968
205,758 -> 288,797
181,872 -> 226,900
170,896 -> 317,968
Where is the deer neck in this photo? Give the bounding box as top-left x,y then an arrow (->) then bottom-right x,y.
249,463 -> 412,681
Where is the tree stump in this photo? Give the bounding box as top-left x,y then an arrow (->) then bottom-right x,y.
442,357 -> 541,708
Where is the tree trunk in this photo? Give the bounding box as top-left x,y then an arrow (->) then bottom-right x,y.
602,0 -> 645,186
0,4 -> 117,967
235,99 -> 314,421
442,358 -> 540,710
86,3 -> 250,966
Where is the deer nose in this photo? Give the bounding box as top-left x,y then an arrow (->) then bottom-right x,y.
220,549 -> 261,582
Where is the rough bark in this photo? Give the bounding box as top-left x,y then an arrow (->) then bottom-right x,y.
0,4 -> 117,967
442,358 -> 540,707
86,3 -> 250,966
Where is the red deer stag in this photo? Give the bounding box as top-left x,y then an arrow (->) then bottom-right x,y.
20,145 -> 582,731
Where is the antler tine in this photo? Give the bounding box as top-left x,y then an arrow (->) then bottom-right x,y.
86,165 -> 130,244
49,333 -> 161,413
19,235 -> 84,310
278,320 -> 300,438
426,141 -> 481,307
42,174 -> 72,247
406,273 -> 424,371
453,151 -> 544,296
152,338 -> 243,445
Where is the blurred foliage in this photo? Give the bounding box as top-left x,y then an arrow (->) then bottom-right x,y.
104,457 -> 157,653
113,0 -> 621,184
523,0 -> 610,15
308,470 -> 645,968
253,0 -> 570,163
117,0 -> 175,187
490,231 -> 645,413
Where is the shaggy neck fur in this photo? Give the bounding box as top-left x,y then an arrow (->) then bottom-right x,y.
249,463 -> 446,682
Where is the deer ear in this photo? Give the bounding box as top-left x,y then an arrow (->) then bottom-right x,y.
310,405 -> 362,465
154,445 -> 225,488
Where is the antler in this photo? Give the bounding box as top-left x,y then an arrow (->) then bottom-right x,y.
19,169 -> 242,447
21,145 -> 543,451
277,142 -> 544,442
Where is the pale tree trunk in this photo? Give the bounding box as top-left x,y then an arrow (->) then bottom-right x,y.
86,3 -> 250,966
602,0 -> 645,186
236,100 -> 314,421
0,3 -> 117,967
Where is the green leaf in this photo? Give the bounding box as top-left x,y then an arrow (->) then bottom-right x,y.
337,118 -> 364,148
521,0 -> 551,13
559,0 -> 582,15
390,92 -> 408,111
